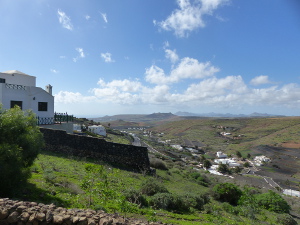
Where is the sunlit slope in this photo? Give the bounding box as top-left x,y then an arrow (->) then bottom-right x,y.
150,117 -> 300,152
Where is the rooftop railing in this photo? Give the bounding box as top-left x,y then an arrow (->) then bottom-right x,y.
5,83 -> 26,90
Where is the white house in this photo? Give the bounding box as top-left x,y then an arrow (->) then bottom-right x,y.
0,70 -> 54,124
216,151 -> 228,158
88,125 -> 107,136
214,158 -> 240,167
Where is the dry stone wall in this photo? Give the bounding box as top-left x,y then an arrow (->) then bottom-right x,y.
0,198 -> 164,225
40,128 -> 150,171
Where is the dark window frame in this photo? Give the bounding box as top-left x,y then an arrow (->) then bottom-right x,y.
0,78 -> 5,83
10,101 -> 23,109
38,102 -> 48,111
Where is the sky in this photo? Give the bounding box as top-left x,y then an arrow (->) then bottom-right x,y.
1,0 -> 300,117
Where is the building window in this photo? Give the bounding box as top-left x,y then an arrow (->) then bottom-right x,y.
0,78 -> 5,83
38,102 -> 48,111
10,101 -> 22,109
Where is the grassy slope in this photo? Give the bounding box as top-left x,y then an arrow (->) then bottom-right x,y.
15,149 -> 291,225
150,117 -> 300,154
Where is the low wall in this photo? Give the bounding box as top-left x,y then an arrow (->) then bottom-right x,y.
40,128 -> 150,171
0,198 -> 163,225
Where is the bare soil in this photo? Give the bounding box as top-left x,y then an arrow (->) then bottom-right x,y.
251,145 -> 300,189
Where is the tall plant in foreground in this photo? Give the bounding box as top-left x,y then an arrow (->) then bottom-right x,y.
0,105 -> 44,196
80,163 -> 134,213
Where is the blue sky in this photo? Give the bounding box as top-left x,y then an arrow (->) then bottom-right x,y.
1,0 -> 300,117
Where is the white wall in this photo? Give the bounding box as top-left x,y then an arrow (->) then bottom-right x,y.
0,84 -> 54,118
0,72 -> 36,87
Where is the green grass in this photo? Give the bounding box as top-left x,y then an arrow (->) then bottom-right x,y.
11,149 -> 292,224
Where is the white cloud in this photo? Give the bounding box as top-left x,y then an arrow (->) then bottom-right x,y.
50,69 -> 59,73
55,91 -> 96,103
156,0 -> 229,37
101,52 -> 115,63
92,79 -> 142,104
73,48 -> 85,62
165,49 -> 179,64
101,13 -> 108,23
250,75 -> 271,86
85,15 -> 91,20
59,56 -> 66,59
57,9 -> 73,31
145,57 -> 219,84
55,75 -> 300,112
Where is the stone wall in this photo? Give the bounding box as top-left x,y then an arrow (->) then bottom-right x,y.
40,128 -> 150,171
0,198 -> 163,225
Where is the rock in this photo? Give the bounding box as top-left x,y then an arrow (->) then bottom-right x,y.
20,212 -> 30,222
53,215 -> 64,224
99,217 -> 113,225
17,206 -> 27,213
46,211 -> 53,223
0,209 -> 9,220
7,211 -> 19,223
36,212 -> 46,221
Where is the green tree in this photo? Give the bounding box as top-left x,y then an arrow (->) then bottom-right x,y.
203,159 -> 212,169
0,105 -> 44,195
236,151 -> 242,158
256,190 -> 290,213
217,163 -> 230,174
212,183 -> 242,205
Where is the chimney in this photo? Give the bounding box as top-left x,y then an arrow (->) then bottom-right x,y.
45,84 -> 53,95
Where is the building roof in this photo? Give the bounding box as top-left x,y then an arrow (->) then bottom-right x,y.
2,70 -> 35,77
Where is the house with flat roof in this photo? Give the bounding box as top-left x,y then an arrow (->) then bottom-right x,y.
0,70 -> 54,124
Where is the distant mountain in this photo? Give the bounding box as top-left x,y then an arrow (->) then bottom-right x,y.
91,112 -> 178,123
175,111 -> 285,118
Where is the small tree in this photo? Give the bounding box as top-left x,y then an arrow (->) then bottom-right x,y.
0,105 -> 44,196
203,159 -> 212,169
217,163 -> 230,174
256,190 -> 290,213
212,183 -> 242,205
236,151 -> 242,158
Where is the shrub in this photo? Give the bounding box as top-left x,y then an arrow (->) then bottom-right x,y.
217,164 -> 230,174
140,178 -> 169,196
123,189 -> 148,207
0,106 -> 44,196
276,214 -> 297,225
190,173 -> 210,187
150,158 -> 168,170
256,190 -> 290,213
203,159 -> 212,169
149,193 -> 189,212
212,183 -> 242,205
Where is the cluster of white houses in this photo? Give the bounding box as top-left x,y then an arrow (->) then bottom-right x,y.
0,70 -> 54,124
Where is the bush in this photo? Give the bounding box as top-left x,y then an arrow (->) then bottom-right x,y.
140,178 -> 169,196
123,189 -> 148,207
217,164 -> 230,174
190,172 -> 210,187
150,158 -> 168,170
212,183 -> 242,205
0,106 -> 44,196
256,190 -> 290,213
276,214 -> 297,225
149,193 -> 189,212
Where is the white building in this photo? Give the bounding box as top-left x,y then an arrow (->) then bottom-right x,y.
214,158 -> 240,167
216,151 -> 228,158
88,125 -> 106,136
0,70 -> 54,124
